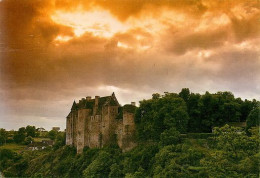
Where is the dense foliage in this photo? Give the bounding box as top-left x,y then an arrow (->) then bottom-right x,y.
178,89 -> 258,133
134,89 -> 258,142
135,93 -> 189,141
0,126 -> 259,177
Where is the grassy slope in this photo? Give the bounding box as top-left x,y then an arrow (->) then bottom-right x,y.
0,144 -> 26,152
0,137 -> 50,152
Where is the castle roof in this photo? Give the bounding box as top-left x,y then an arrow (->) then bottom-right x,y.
71,101 -> 78,111
70,93 -> 120,114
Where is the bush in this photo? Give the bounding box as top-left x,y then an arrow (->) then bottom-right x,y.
159,128 -> 181,146
24,136 -> 34,145
186,133 -> 213,139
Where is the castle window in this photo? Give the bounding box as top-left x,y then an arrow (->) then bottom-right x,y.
96,115 -> 101,122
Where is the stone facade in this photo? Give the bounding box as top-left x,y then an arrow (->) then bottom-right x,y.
66,93 -> 137,153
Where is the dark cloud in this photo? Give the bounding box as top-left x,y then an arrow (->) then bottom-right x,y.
166,29 -> 229,55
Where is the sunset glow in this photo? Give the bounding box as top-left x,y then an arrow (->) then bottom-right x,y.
54,35 -> 73,42
51,9 -> 128,38
1,0 -> 259,130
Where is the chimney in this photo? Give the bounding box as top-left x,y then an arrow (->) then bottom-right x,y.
94,96 -> 100,115
95,96 -> 100,106
86,96 -> 91,101
131,102 -> 136,106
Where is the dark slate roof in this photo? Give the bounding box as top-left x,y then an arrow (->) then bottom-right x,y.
99,96 -> 111,107
85,100 -> 94,109
71,101 -> 78,111
107,97 -> 119,106
70,93 -> 120,113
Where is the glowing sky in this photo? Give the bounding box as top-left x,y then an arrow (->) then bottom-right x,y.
0,0 -> 259,130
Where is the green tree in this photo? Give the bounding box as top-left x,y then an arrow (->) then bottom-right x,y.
53,132 -> 66,150
25,125 -> 36,137
240,99 -> 255,122
109,163 -> 123,178
223,102 -> 241,122
152,93 -> 160,99
153,144 -> 201,177
246,106 -> 260,130
186,93 -> 201,132
202,125 -> 260,177
24,136 -> 33,145
0,128 -> 8,145
83,151 -> 113,177
135,93 -> 189,141
48,130 -> 58,140
159,128 -> 180,146
13,127 -> 26,143
179,88 -> 190,103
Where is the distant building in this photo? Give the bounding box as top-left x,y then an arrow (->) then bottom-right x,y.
42,140 -> 54,146
27,142 -> 48,151
66,93 -> 137,153
52,127 -> 60,131
27,140 -> 54,151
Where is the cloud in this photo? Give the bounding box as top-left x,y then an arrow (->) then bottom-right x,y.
0,0 -> 259,130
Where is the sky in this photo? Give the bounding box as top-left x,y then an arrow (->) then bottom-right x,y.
0,0 -> 259,130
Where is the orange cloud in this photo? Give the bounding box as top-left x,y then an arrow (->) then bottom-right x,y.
0,0 -> 259,130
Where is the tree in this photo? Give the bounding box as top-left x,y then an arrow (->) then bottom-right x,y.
246,107 -> 260,130
201,125 -> 260,177
109,163 -> 123,178
48,130 -> 58,140
53,132 -> 66,150
24,136 -> 33,145
25,125 -> 36,137
13,127 -> 26,144
135,93 -> 189,141
223,102 -> 241,122
152,93 -> 160,99
240,99 -> 254,122
159,128 -> 180,146
186,93 -> 201,132
179,88 -> 190,103
0,128 -> 8,145
83,151 -> 113,177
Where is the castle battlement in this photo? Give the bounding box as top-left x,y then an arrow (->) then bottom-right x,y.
66,93 -> 137,153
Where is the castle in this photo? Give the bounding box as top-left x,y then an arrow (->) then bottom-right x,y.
66,93 -> 137,153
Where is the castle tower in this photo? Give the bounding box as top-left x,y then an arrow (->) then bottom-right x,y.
65,93 -> 136,153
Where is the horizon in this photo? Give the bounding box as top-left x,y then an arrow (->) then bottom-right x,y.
0,0 -> 259,131
1,88 -> 258,131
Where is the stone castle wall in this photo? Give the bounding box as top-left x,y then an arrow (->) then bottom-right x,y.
66,94 -> 137,153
